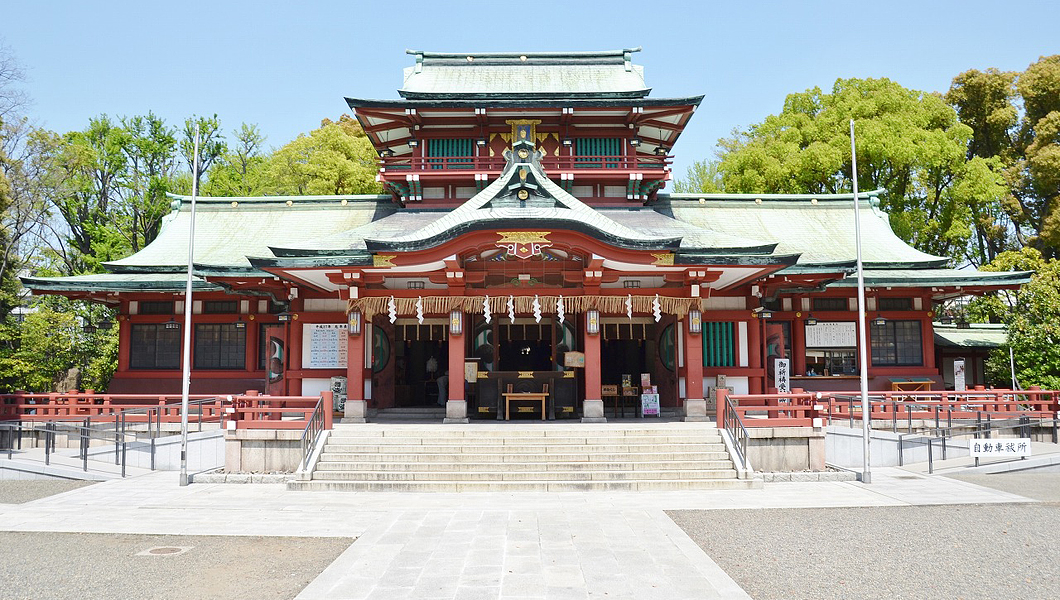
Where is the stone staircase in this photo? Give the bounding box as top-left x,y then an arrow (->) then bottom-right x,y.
288,422 -> 760,492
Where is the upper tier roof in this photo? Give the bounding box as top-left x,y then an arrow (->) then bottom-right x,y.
399,48 -> 651,99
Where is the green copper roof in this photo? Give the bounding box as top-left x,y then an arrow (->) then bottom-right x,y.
934,323 -> 1008,348
665,192 -> 949,269
399,49 -> 651,99
21,272 -> 220,293
826,268 -> 1030,288
105,195 -> 387,272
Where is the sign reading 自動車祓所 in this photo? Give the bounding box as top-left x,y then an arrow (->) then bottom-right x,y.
970,438 -> 1032,458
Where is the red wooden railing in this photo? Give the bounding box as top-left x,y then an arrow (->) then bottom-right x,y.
717,388 -> 1060,428
0,390 -> 333,431
379,154 -> 671,172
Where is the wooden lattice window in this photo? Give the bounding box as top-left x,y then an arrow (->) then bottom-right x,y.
574,138 -> 622,168
194,323 -> 246,370
129,324 -> 181,370
703,321 -> 736,367
427,138 -> 474,169
870,320 -> 923,366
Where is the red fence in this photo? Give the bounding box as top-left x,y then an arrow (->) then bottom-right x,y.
718,388 -> 1060,428
380,154 -> 671,173
0,390 -> 333,431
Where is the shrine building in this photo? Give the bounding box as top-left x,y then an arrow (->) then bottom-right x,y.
23,48 -> 1028,423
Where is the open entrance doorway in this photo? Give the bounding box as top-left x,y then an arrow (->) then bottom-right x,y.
393,322 -> 449,407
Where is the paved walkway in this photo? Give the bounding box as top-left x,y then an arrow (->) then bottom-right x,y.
0,467 -> 1034,600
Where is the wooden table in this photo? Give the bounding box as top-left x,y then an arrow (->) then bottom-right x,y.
891,379 -> 933,392
503,392 -> 548,421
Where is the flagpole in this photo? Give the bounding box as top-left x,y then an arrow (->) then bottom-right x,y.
850,119 -> 872,484
179,124 -> 200,487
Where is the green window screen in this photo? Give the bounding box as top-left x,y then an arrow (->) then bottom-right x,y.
575,138 -> 622,168
427,138 -> 473,169
702,321 -> 736,367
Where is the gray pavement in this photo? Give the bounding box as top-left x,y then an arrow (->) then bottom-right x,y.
0,480 -> 94,504
0,532 -> 351,600
0,467 -> 1044,599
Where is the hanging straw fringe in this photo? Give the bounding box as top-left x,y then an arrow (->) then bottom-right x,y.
348,295 -> 699,319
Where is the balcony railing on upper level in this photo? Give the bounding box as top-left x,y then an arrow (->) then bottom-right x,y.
378,154 -> 672,173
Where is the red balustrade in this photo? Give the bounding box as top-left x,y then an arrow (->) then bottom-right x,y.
717,388 -> 1060,428
379,154 -> 671,173
0,390 -> 334,431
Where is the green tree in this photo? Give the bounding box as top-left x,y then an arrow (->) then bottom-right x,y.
673,159 -> 723,193
47,115 -> 131,274
0,298 -> 117,392
948,56 -> 1060,257
266,115 -> 381,195
714,77 -> 1001,265
976,248 -> 1060,388
181,114 -> 226,193
119,113 -> 178,251
202,123 -> 269,196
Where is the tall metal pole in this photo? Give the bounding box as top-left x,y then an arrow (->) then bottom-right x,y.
179,124 -> 200,487
851,119 -> 871,484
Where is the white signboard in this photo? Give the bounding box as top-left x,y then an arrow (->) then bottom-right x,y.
640,393 -> 660,417
775,358 -> 790,393
953,359 -> 966,392
805,321 -> 857,348
304,323 -> 348,369
970,438 -> 1032,458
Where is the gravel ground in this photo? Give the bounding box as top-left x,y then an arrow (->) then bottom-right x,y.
0,533 -> 353,600
0,480 -> 95,504
945,472 -> 1060,502
669,474 -> 1060,600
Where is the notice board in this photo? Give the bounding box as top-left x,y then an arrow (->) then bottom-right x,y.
303,323 -> 349,369
805,321 -> 857,348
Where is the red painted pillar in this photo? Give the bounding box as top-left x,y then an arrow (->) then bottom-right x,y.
922,318 -> 936,370
683,317 -> 707,421
582,319 -> 604,422
793,316 -> 807,376
748,318 -> 763,393
448,328 -> 465,402
288,318 -> 303,395
444,313 -> 469,423
345,328 -> 367,422
117,318 -> 131,372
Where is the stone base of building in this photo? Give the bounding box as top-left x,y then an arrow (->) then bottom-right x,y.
343,399 -> 368,423
444,399 -> 470,424
683,398 -> 710,422
225,429 -> 303,473
581,399 -> 606,423
746,427 -> 826,472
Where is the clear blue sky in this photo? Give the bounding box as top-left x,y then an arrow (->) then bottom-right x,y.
5,0 -> 1059,178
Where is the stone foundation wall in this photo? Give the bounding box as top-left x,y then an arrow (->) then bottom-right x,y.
746,426 -> 826,472
224,429 -> 303,473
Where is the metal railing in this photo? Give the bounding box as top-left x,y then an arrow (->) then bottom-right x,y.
894,413 -> 1059,474
298,397 -> 327,473
0,398 -> 226,477
723,396 -> 750,471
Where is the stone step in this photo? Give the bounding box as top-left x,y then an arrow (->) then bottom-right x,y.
314,459 -> 735,472
317,451 -> 733,463
324,434 -> 722,445
310,469 -> 739,481
327,426 -> 717,438
288,479 -> 761,492
320,443 -> 726,454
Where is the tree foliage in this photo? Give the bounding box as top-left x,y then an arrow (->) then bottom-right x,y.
266,115 -> 381,195
947,56 -> 1060,257
974,248 -> 1060,389
703,77 -> 1011,266
673,159 -> 723,193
